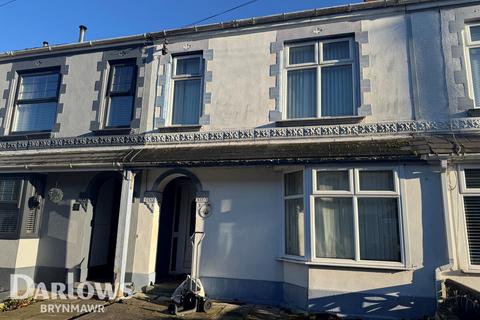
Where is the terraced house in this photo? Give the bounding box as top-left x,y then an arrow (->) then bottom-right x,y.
1,0 -> 480,318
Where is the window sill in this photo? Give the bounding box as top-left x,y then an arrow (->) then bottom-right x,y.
467,108 -> 480,117
0,131 -> 53,141
275,116 -> 365,127
91,128 -> 133,136
277,257 -> 412,271
155,125 -> 202,133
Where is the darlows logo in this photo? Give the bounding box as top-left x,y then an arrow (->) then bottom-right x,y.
10,273 -> 134,300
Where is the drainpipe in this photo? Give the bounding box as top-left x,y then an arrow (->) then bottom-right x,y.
435,159 -> 456,305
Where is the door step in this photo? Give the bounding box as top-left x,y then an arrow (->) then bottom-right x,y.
73,282 -> 135,300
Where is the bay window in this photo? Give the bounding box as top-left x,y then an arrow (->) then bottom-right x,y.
105,60 -> 137,128
313,169 -> 401,263
460,168 -> 480,266
13,70 -> 60,133
284,171 -> 305,257
171,55 -> 203,125
285,38 -> 355,119
283,167 -> 404,266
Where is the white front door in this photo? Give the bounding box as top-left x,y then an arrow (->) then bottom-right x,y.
170,179 -> 196,274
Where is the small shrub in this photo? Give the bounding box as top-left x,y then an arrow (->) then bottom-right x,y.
0,297 -> 35,312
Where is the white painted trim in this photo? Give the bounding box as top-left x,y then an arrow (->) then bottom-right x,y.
283,37 -> 357,119
309,166 -> 407,268
457,164 -> 480,271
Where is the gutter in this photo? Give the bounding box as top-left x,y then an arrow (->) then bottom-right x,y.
1,0 -> 479,61
435,159 -> 456,305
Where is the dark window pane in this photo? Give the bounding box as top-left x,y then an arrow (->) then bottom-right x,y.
316,171 -> 349,191
321,65 -> 353,117
19,73 -> 59,100
471,26 -> 480,42
315,197 -> 354,259
0,205 -> 19,234
14,102 -> 57,132
465,169 -> 480,189
359,171 -> 395,191
176,57 -> 201,76
0,180 -> 21,202
465,197 -> 480,265
172,79 -> 201,125
287,68 -> 317,119
358,198 -> 401,262
323,41 -> 350,61
289,45 -> 315,64
470,48 -> 480,107
285,171 -> 303,196
106,96 -> 133,127
110,64 -> 134,93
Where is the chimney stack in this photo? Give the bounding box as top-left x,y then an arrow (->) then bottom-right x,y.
78,25 -> 87,43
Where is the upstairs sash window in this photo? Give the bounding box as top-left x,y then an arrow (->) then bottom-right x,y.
286,39 -> 355,119
466,25 -> 480,107
171,55 -> 203,125
105,61 -> 137,128
284,171 -> 305,257
13,70 -> 60,133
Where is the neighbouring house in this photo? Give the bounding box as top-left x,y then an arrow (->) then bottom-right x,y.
1,0 -> 480,318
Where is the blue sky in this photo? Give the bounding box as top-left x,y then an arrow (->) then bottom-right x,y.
0,0 -> 360,52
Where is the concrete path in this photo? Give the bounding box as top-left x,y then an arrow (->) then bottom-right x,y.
0,296 -> 313,320
0,283 -> 339,319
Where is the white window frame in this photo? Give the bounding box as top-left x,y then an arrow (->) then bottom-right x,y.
283,37 -> 357,119
282,168 -> 307,260
309,167 -> 406,269
167,54 -> 204,126
458,165 -> 480,271
464,24 -> 480,108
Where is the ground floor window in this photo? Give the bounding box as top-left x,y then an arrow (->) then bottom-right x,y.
283,167 -> 404,266
460,168 -> 480,266
284,171 -> 305,257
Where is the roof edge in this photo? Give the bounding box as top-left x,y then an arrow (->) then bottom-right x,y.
0,0 -> 474,60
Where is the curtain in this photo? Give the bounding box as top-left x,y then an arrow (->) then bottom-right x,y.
315,197 -> 354,259
289,45 -> 315,64
15,102 -> 57,132
172,79 -> 201,125
285,198 -> 305,256
316,171 -> 349,191
107,96 -> 133,127
359,171 -> 394,191
323,41 -> 350,61
285,171 -> 303,196
176,57 -> 201,75
358,198 -> 400,262
287,69 -> 316,119
321,65 -> 353,117
470,48 -> 480,106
